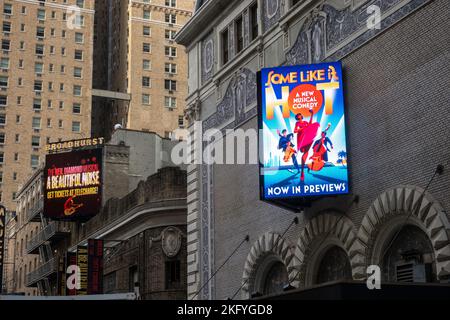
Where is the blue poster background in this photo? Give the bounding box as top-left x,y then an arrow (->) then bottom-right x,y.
259,62 -> 349,199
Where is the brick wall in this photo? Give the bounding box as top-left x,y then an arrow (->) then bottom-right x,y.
212,0 -> 450,299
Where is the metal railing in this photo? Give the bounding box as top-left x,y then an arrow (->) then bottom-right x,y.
25,258 -> 58,287
26,222 -> 70,253
27,202 -> 43,221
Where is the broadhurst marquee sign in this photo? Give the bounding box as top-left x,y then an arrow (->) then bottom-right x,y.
258,61 -> 350,206
44,147 -> 103,221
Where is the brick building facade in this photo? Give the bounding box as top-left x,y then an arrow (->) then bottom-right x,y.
176,0 -> 450,299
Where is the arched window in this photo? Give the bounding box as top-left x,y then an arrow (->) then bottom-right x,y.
253,255 -> 289,297
263,261 -> 289,295
381,225 -> 435,282
315,246 -> 352,285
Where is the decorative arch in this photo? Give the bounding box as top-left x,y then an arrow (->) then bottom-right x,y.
349,185 -> 450,281
293,214 -> 357,287
241,232 -> 296,299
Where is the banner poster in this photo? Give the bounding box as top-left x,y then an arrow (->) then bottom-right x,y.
76,246 -> 88,295
87,239 -> 104,295
258,62 -> 350,200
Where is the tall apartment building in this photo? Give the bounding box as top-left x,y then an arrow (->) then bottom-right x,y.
91,0 -> 194,140
0,0 -> 95,211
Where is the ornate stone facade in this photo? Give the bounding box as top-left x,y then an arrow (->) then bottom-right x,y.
178,0 -> 449,299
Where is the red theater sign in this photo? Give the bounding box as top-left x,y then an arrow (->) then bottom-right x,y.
44,148 -> 103,221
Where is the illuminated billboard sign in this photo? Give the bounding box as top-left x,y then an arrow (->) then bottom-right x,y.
258,62 -> 349,201
44,148 -> 103,220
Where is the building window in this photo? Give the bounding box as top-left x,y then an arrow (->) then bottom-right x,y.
73,85 -> 82,96
74,49 -> 83,60
76,0 -> 85,8
72,103 -> 81,114
143,59 -> 151,70
75,15 -> 84,27
221,29 -> 229,65
37,9 -> 46,20
3,3 -> 12,15
0,58 -> 9,69
35,44 -> 44,55
165,0 -> 176,7
32,117 -> 41,129
72,121 -> 81,132
164,96 -> 176,109
143,43 -> 151,53
165,260 -> 181,289
142,76 -> 151,88
165,29 -> 177,40
250,3 -> 259,41
165,13 -> 176,24
31,136 -> 40,147
165,63 -> 177,74
0,95 -> 7,106
142,94 -> 150,105
0,76 -> 8,88
74,67 -> 82,78
235,16 -> 243,54
164,79 -> 177,91
1,39 -> 10,51
35,62 -> 44,74
31,155 -> 39,168
75,32 -> 84,43
34,80 -> 43,92
263,261 -> 288,296
2,22 -> 11,33
165,46 -> 177,57
33,99 -> 42,110
36,26 -> 45,38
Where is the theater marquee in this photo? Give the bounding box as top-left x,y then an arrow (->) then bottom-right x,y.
44,148 -> 103,221
258,62 -> 350,205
